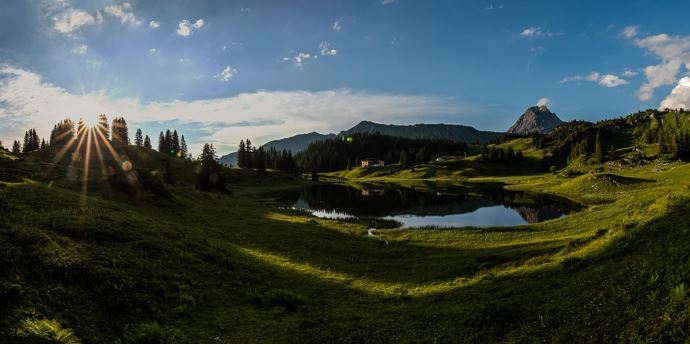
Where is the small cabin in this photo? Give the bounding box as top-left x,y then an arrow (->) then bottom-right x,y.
361,159 -> 384,168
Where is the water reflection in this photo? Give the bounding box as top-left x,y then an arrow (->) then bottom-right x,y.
270,183 -> 582,228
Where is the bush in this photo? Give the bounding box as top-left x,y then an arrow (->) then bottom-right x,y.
263,289 -> 307,312
16,318 -> 81,344
122,322 -> 183,344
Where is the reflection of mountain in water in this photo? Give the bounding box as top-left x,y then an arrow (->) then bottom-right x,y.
515,206 -> 566,224
271,183 -> 581,224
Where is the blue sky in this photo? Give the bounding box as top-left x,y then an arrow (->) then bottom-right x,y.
2,0 -> 690,155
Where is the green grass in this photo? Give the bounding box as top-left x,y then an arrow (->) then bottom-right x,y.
4,142 -> 690,342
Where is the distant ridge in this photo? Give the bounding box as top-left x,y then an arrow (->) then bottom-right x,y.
219,120 -> 500,166
219,132 -> 335,166
339,120 -> 501,144
507,105 -> 563,134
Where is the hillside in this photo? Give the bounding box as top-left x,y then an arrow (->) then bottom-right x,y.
341,120 -> 501,143
4,109 -> 690,342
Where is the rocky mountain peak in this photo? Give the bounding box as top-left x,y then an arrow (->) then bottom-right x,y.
507,105 -> 563,134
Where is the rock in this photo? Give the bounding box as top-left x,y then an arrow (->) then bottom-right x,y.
507,105 -> 563,134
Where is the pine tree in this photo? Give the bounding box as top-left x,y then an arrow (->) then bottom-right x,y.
12,140 -> 20,154
40,139 -> 47,150
50,119 -> 75,147
245,139 -> 253,169
135,129 -> 143,147
98,114 -> 110,140
158,132 -> 165,152
111,117 -> 129,145
144,135 -> 152,149
256,146 -> 267,174
237,140 -> 246,168
180,135 -> 188,158
595,131 -> 605,163
199,143 -> 218,163
164,130 -> 173,155
399,149 -> 409,169
172,130 -> 180,156
77,118 -> 86,141
22,129 -> 40,152
659,132 -> 668,155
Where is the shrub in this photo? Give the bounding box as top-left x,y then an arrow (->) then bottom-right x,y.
16,318 -> 81,344
122,322 -> 183,344
263,289 -> 307,312
562,257 -> 587,271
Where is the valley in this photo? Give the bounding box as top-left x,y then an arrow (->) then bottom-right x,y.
3,109 -> 690,342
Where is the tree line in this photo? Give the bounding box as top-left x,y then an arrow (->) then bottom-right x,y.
295,133 -> 469,173
236,139 -> 299,175
7,114 -> 190,159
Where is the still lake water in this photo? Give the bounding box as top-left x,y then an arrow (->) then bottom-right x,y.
271,183 -> 582,228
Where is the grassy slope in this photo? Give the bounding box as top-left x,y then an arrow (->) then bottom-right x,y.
3,141 -> 690,342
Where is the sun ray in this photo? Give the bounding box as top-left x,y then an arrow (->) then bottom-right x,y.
80,128 -> 94,206
92,127 -> 107,179
94,126 -> 123,166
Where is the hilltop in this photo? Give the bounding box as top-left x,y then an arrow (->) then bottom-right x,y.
341,120 -> 501,143
507,105 -> 564,134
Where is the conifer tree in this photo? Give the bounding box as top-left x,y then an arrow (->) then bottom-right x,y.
164,130 -> 172,155
77,118 -> 86,141
98,114 -> 110,140
111,117 -> 129,145
158,132 -> 165,152
256,146 -> 267,174
12,140 -> 20,154
595,131 -> 605,163
50,119 -> 75,147
245,139 -> 253,169
172,130 -> 180,155
135,129 -> 143,147
237,140 -> 246,168
180,135 -> 188,158
144,135 -> 152,149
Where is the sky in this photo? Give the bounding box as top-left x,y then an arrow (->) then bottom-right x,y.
2,0 -> 690,156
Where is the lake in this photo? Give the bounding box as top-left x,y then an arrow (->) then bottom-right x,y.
269,183 -> 582,228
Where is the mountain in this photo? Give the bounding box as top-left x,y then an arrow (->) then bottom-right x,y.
507,105 -> 563,134
219,132 -> 335,166
339,121 -> 501,143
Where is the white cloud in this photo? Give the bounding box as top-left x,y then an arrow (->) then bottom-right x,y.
631,33 -> 690,101
216,66 -> 237,82
53,9 -> 99,34
536,98 -> 549,107
285,52 -> 312,68
382,0 -> 396,4
485,4 -> 504,10
177,18 -> 204,36
319,41 -> 337,56
660,77 -> 690,110
332,21 -> 341,32
148,48 -> 158,54
103,2 -> 140,26
598,74 -> 629,87
623,25 -> 638,38
520,27 -> 561,38
0,66 -> 466,155
622,69 -> 638,77
149,20 -> 160,29
70,44 -> 88,55
561,71 -> 628,87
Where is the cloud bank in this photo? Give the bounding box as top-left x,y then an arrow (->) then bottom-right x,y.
0,66 -> 466,154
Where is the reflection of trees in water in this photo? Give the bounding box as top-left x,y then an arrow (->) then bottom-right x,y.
274,184 -> 581,222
